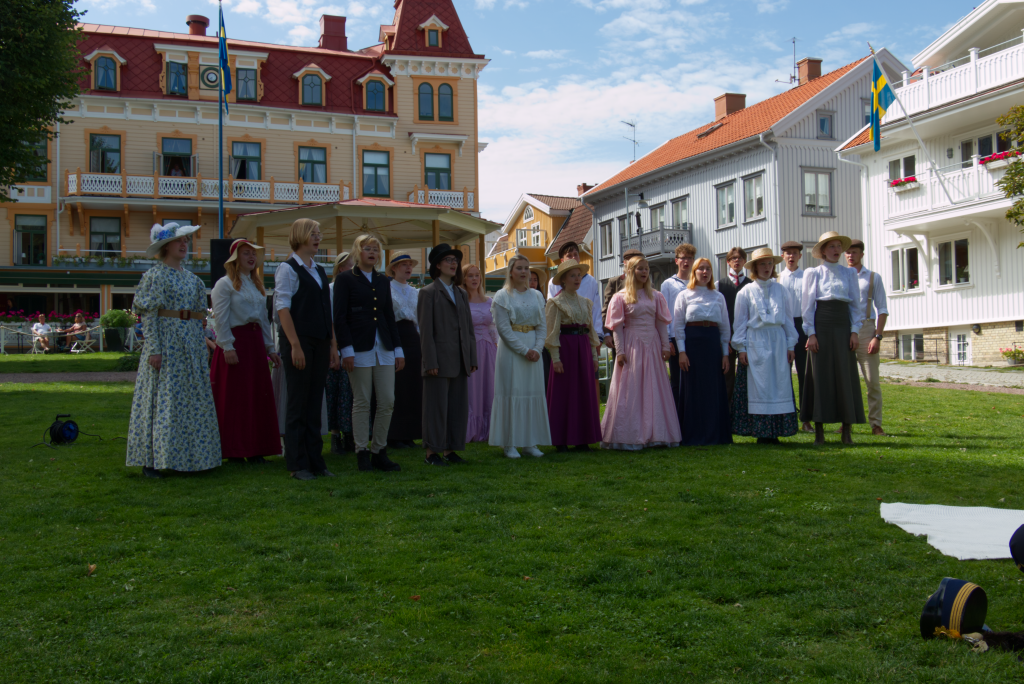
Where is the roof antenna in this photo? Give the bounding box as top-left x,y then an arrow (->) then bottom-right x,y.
622,120 -> 640,162
776,37 -> 799,86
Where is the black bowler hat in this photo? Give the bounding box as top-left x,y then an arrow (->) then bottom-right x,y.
1010,525 -> 1024,573
428,243 -> 462,278
920,578 -> 988,639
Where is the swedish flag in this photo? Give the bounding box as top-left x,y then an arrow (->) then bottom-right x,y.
219,6 -> 232,111
869,58 -> 895,152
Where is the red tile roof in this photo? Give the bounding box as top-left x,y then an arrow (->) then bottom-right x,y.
588,57 -> 868,195
547,204 -> 594,257
389,0 -> 483,59
527,194 -> 582,212
841,126 -> 873,150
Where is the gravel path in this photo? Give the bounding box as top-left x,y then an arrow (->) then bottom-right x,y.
883,378 -> 1024,395
878,362 -> 1024,388
0,372 -> 137,384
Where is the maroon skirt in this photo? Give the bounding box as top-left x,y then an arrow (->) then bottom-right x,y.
546,325 -> 602,446
210,322 -> 282,459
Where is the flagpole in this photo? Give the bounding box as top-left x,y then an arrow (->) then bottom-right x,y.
218,0 -> 225,240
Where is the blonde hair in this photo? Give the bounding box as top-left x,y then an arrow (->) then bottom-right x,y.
332,254 -> 352,281
748,259 -> 777,282
461,264 -> 486,298
351,234 -> 382,270
225,247 -> 266,296
687,258 -> 716,291
504,255 -> 531,292
622,256 -> 654,304
288,218 -> 320,251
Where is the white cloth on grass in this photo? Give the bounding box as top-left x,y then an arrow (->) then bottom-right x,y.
880,502 -> 1024,560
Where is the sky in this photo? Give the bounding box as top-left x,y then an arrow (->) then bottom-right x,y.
74,0 -> 976,224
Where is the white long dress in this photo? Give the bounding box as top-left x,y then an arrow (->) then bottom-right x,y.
730,279 -> 799,414
488,287 -> 552,448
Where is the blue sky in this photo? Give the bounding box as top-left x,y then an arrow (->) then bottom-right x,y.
75,0 -> 974,222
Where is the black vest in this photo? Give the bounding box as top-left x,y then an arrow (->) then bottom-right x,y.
283,257 -> 331,340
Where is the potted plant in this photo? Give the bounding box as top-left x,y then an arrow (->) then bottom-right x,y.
890,176 -> 920,192
980,149 -> 1021,170
99,309 -> 135,352
1001,346 -> 1024,366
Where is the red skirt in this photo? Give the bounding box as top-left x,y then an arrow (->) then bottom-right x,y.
210,323 -> 282,459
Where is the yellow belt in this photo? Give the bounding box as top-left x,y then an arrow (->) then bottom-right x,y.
510,324 -> 536,333
158,309 -> 207,321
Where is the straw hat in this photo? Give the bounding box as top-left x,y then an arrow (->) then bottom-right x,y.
224,238 -> 264,269
551,259 -> 589,287
146,222 -> 200,258
811,231 -> 852,259
529,267 -> 548,291
744,247 -> 784,272
386,253 -> 419,277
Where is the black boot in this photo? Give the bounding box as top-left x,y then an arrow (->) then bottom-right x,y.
814,423 -> 825,445
331,433 -> 344,455
357,450 -> 373,472
841,423 -> 853,445
371,449 -> 402,472
555,445 -> 569,453
343,432 -> 355,453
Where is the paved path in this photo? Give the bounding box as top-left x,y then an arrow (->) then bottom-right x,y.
878,362 -> 1024,388
0,372 -> 137,384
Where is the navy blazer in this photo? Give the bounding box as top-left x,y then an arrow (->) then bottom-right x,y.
333,268 -> 401,354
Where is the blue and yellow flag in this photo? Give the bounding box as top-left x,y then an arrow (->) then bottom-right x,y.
219,6 -> 232,111
869,58 -> 895,152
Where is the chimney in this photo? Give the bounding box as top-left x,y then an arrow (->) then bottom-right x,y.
713,93 -> 746,121
798,58 -> 822,85
577,183 -> 594,196
186,15 -> 209,36
319,15 -> 348,51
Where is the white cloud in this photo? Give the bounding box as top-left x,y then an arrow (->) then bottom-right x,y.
525,49 -> 569,59
756,0 -> 787,13
475,0 -> 497,7
288,24 -> 318,44
84,0 -> 156,11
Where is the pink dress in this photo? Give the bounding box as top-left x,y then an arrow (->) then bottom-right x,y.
466,299 -> 498,442
601,290 -> 682,450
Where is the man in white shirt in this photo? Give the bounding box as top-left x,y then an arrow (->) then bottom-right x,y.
548,241 -> 604,344
777,241 -> 811,433
660,242 -> 695,410
845,240 -> 888,436
31,314 -> 53,353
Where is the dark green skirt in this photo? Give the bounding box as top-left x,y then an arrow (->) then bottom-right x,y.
800,300 -> 865,424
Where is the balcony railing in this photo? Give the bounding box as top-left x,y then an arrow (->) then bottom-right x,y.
885,35 -> 1024,122
485,242 -> 547,274
64,168 -> 352,204
885,157 -> 1010,221
407,186 -> 476,211
620,224 -> 693,258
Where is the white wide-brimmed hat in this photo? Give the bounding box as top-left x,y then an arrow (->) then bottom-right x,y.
551,259 -> 590,287
225,238 -> 265,269
811,231 -> 852,259
146,222 -> 200,258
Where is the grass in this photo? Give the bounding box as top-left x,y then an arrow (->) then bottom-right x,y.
0,352 -> 131,374
1,380 -> 1023,683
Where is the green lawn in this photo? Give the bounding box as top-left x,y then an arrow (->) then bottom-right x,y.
0,352 -> 132,374
1,380 -> 1023,683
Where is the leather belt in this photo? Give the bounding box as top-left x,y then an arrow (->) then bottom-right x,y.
158,309 -> 207,321
560,326 -> 590,335
510,324 -> 536,333
687,321 -> 717,328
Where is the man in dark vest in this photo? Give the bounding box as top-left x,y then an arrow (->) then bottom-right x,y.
717,246 -> 752,402
274,218 -> 340,481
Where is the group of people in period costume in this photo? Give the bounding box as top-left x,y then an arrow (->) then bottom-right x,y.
125,218 -> 887,478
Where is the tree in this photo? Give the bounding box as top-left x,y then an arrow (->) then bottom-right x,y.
0,0 -> 84,203
995,105 -> 1024,247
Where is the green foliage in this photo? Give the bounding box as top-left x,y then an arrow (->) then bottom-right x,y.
99,308 -> 134,329
0,351 -> 126,373
995,105 -> 1024,246
113,352 -> 140,371
1,380 -> 1023,682
0,0 -> 85,202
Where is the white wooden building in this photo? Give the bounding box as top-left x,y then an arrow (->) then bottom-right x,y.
837,0 -> 1024,366
584,52 -> 906,289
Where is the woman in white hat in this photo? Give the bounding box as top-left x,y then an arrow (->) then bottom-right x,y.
730,248 -> 799,444
801,231 -> 866,444
386,253 -> 423,449
326,250 -> 355,454
210,238 -> 282,463
126,223 -> 221,478
544,259 -> 602,451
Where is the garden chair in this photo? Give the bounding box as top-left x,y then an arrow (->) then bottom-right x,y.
30,335 -> 47,354
70,332 -> 97,354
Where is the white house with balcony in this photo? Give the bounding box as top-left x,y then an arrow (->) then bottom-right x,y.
837,0 -> 1024,366
585,52 -> 906,288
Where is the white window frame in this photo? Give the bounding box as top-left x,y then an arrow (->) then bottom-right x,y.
899,331 -> 925,361
816,110 -> 836,140
861,97 -> 872,126
742,172 -> 765,222
671,196 -> 688,228
715,182 -> 736,229
936,234 -> 971,288
523,205 -> 534,222
600,221 -> 614,258
889,244 -> 922,293
887,155 -> 917,181
716,253 -> 729,279
801,168 -> 833,217
649,204 -> 666,232
531,222 -> 542,247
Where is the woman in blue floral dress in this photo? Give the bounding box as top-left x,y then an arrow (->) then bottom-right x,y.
127,223 -> 222,478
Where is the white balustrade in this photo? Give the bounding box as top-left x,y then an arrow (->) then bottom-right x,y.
80,173 -> 122,195
202,179 -> 227,198
275,183 -> 300,202
885,162 -> 1007,220
467,192 -> 475,210
126,175 -> 154,195
232,180 -> 271,201
301,183 -> 340,203
66,175 -> 77,194
428,190 -> 465,209
158,176 -> 198,197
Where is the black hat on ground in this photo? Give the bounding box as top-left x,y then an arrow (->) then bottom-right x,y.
920,578 -> 988,639
1010,525 -> 1024,573
558,241 -> 580,259
428,243 -> 463,279
781,241 -> 804,251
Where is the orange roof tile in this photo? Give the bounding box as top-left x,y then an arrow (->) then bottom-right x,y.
588,57 -> 868,195
841,126 -> 873,150
526,194 -> 582,212
548,205 -> 594,257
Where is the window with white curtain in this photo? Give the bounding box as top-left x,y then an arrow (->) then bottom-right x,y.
298,146 -> 327,183
938,238 -> 969,286
716,183 -> 735,227
890,246 -> 921,292
649,204 -> 665,231
671,197 -> 688,227
802,169 -> 832,215
600,221 -> 613,257
743,174 -> 764,221
231,142 -> 261,180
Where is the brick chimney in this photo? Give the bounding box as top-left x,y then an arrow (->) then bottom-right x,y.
577,183 -> 594,196
798,58 -> 822,85
714,93 -> 746,121
319,15 -> 348,51
186,15 -> 209,36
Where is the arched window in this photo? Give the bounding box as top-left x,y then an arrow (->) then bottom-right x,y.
96,56 -> 116,91
302,74 -> 322,105
366,81 -> 385,112
438,84 -> 453,122
418,83 -> 434,121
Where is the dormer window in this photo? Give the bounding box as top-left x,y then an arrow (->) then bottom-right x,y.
366,81 -> 385,111
85,47 -> 126,93
302,74 -> 322,105
428,30 -> 439,47
168,62 -> 188,96
418,15 -> 449,49
357,70 -> 393,114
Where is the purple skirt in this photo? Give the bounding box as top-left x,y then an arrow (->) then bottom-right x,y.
547,326 -> 602,446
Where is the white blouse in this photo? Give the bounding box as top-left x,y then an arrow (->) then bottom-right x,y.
211,275 -> 274,352
390,280 -> 419,329
491,287 -> 547,356
731,279 -> 799,353
671,285 -> 731,356
777,267 -> 804,316
801,261 -> 865,336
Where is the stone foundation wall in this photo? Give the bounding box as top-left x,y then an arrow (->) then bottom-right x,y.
970,320 -> 1024,365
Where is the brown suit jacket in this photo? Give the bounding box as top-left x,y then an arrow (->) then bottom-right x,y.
602,275 -> 625,335
417,280 -> 477,377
